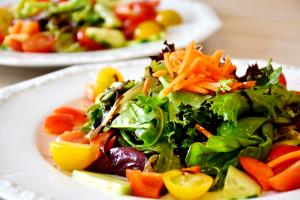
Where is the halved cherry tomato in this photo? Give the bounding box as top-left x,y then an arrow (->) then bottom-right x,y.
58,130 -> 89,144
50,141 -> 97,171
163,169 -> 213,199
126,169 -> 164,198
76,28 -> 105,51
269,160 -> 300,191
279,73 -> 287,87
22,33 -> 54,53
114,0 -> 158,21
54,106 -> 87,125
44,114 -> 74,135
239,156 -> 274,190
10,20 -> 23,34
8,38 -> 23,51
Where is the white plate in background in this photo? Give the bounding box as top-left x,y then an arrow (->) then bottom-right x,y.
0,0 -> 221,68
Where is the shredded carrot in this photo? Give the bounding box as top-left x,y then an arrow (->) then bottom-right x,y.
153,41 -> 256,96
164,52 -> 174,79
142,78 -> 151,95
152,70 -> 167,77
267,150 -> 300,168
195,124 -> 213,138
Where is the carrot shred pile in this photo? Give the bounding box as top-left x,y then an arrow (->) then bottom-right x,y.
155,41 -> 256,96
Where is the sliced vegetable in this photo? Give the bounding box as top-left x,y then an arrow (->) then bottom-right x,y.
21,21 -> 40,34
223,166 -> 261,199
54,106 -> 87,125
126,169 -> 164,198
267,144 -> 300,161
22,33 -> 55,53
267,150 -> 300,168
239,156 -> 274,190
133,20 -> 163,40
269,160 -> 300,191
93,67 -> 124,98
72,170 -> 131,195
7,38 -> 23,52
76,28 -> 106,51
163,169 -> 213,200
156,10 -> 182,28
85,27 -> 126,48
50,141 -> 96,170
58,130 -> 89,144
44,114 -> 74,135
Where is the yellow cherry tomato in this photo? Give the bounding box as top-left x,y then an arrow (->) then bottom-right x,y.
134,21 -> 163,40
49,141 -> 96,171
93,67 -> 124,98
0,7 -> 13,34
156,10 -> 182,28
163,169 -> 213,200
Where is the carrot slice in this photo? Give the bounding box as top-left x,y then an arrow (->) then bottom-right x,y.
240,156 -> 274,190
54,106 -> 87,125
58,130 -> 89,144
269,160 -> 300,191
44,114 -> 74,135
152,70 -> 167,77
142,78 -> 151,95
126,169 -> 164,198
164,52 -> 174,79
267,150 -> 300,168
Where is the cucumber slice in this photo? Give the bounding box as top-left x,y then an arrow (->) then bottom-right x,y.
223,166 -> 261,199
72,170 -> 131,195
200,190 -> 224,200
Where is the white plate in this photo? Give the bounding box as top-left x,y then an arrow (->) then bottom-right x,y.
0,59 -> 299,200
0,0 -> 221,68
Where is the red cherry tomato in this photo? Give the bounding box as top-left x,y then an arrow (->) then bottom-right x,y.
76,28 -> 105,51
0,33 -> 5,45
22,33 -> 55,53
44,114 -> 75,135
54,106 -> 87,125
279,73 -> 287,87
114,0 -> 158,21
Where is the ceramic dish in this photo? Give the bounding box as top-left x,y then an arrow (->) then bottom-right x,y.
0,0 -> 221,68
0,58 -> 299,200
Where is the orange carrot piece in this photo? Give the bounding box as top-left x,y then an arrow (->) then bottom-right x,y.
164,52 -> 175,79
58,130 -> 89,144
152,70 -> 167,77
178,41 -> 195,74
54,106 -> 87,125
195,124 -> 213,138
183,85 -> 209,94
142,78 -> 151,95
212,49 -> 224,67
198,82 -> 218,91
267,150 -> 300,168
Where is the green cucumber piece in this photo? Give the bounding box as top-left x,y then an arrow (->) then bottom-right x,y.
72,170 -> 132,195
223,166 -> 261,199
200,190 -> 224,200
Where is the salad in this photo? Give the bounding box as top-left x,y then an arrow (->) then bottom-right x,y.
43,41 -> 300,199
0,0 -> 182,53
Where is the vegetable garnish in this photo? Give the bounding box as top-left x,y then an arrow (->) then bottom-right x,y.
155,41 -> 256,96
0,0 -> 182,53
43,41 -> 300,199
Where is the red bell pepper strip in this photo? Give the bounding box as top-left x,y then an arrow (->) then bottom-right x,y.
240,156 -> 274,190
267,150 -> 300,168
126,169 -> 164,198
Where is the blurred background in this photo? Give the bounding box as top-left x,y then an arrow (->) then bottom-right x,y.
0,0 -> 300,88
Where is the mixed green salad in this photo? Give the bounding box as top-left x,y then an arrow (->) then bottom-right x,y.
44,41 -> 300,199
0,0 -> 182,52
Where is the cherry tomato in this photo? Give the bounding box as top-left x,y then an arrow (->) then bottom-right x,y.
156,10 -> 182,28
22,33 -> 55,53
114,0 -> 158,21
279,73 -> 287,87
21,21 -> 40,34
44,114 -> 75,135
76,28 -> 105,51
54,106 -> 87,125
123,16 -> 147,39
134,20 -> 163,40
0,33 -> 5,45
8,38 -> 23,52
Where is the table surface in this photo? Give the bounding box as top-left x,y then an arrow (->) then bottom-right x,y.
1,0 -> 300,89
